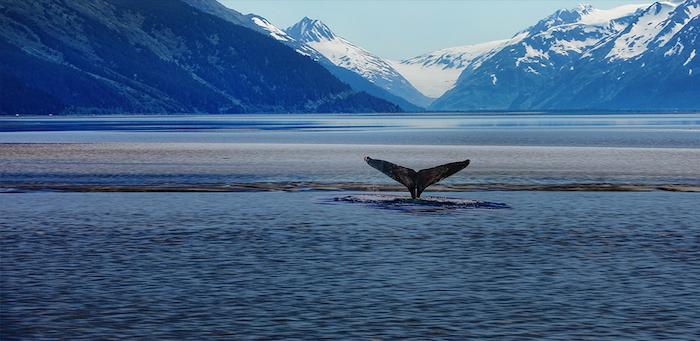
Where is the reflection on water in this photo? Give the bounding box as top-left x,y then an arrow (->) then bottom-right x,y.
2,191 -> 699,339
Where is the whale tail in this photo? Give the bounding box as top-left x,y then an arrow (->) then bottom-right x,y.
364,157 -> 470,199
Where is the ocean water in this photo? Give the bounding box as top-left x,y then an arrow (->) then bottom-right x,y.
2,191 -> 699,339
1,114 -> 699,187
2,113 -> 699,147
1,113 -> 700,339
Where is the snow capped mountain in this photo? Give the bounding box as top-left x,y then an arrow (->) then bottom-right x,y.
391,40 -> 508,98
393,3 -> 650,99
399,40 -> 510,71
432,0 -> 699,111
286,17 -> 432,107
179,0 -> 699,111
545,0 -> 700,109
589,1 -> 698,60
492,2 -> 645,75
288,18 -> 396,81
182,0 -> 292,42
184,0 -> 422,111
595,2 -> 679,60
247,15 -> 294,42
244,14 -> 327,58
0,0 -> 403,115
286,16 -> 337,42
576,4 -> 650,26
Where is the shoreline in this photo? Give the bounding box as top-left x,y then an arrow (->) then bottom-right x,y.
2,182 -> 699,193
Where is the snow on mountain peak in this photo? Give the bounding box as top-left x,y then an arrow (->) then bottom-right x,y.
653,0 -> 700,48
433,0 -> 699,111
577,4 -> 648,25
577,3 -> 595,12
604,1 -> 686,60
286,17 -> 336,42
400,40 -> 509,69
527,5 -> 590,32
392,2 -> 648,98
248,15 -> 293,42
285,17 -> 400,82
392,40 -> 509,98
285,17 -> 431,107
525,2 -> 648,34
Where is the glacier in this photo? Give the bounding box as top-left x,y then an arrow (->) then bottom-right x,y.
391,40 -> 508,98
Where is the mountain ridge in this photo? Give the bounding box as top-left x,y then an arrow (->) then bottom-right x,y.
285,17 -> 432,108
184,0 -> 423,111
431,0 -> 699,111
2,0 -> 697,114
0,0 -> 400,115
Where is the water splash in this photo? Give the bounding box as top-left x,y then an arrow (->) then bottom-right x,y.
329,194 -> 510,212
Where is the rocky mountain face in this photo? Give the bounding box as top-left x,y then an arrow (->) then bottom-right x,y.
0,0 -> 400,115
431,1 -> 699,111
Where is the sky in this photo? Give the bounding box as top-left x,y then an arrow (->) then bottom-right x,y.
218,0 -> 651,60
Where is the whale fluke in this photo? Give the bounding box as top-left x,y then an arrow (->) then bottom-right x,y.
364,157 -> 470,199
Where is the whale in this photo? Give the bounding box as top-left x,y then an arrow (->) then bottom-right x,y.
364,157 -> 470,199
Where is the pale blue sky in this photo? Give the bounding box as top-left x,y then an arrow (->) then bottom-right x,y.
218,0 -> 650,59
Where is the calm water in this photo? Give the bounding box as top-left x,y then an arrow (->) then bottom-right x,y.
1,114 -> 700,339
2,113 -> 699,147
2,191 -> 699,339
1,114 -> 700,187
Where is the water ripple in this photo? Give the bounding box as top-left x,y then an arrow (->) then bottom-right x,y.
2,191 -> 699,339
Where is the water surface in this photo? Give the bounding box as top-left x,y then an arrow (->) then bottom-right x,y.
2,113 -> 699,339
2,191 -> 699,339
2,113 -> 699,147
1,114 -> 699,188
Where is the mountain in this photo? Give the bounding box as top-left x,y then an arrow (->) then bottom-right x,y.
183,1 -> 422,111
539,0 -> 700,109
286,17 -> 433,108
432,1 -> 699,111
391,39 -> 508,98
0,0 -> 400,115
182,0 -> 298,45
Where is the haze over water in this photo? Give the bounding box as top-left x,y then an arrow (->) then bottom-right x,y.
2,113 -> 700,339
